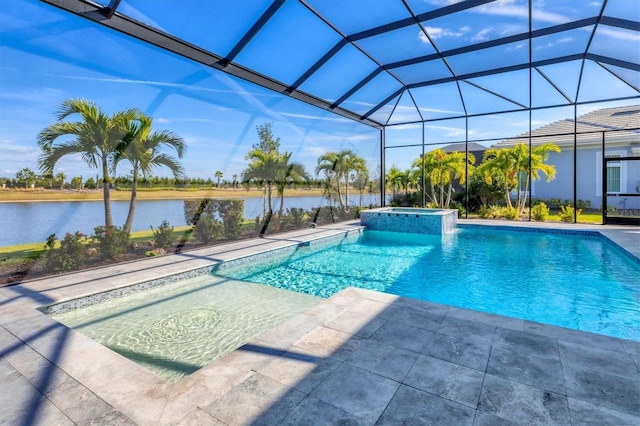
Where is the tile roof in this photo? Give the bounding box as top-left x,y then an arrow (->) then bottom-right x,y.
495,105 -> 640,147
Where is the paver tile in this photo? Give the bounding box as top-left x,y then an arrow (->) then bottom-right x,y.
567,397 -> 640,426
204,372 -> 305,425
280,396 -> 370,426
293,325 -> 363,361
423,331 -> 492,372
493,327 -> 559,359
558,340 -> 640,379
256,347 -> 340,394
377,384 -> 474,425
345,338 -> 419,382
563,366 -> 640,416
387,306 -> 444,331
326,310 -> 385,338
310,363 -> 399,424
404,354 -> 484,408
487,345 -> 565,394
370,320 -> 433,353
477,374 -> 570,425
438,315 -> 496,344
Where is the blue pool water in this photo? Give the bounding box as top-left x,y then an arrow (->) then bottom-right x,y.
214,227 -> 640,341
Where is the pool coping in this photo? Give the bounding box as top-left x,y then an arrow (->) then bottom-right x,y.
1,219 -> 639,425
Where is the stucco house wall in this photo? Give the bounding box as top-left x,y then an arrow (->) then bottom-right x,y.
494,105 -> 640,210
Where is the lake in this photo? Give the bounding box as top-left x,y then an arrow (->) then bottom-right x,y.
0,194 -> 381,246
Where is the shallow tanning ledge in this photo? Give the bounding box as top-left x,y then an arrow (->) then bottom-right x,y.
360,207 -> 458,235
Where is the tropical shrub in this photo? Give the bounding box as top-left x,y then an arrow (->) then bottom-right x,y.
42,232 -> 88,273
193,215 -> 221,243
217,199 -> 244,239
547,198 -> 563,209
559,205 -> 581,222
150,220 -> 176,250
93,226 -> 130,260
477,205 -> 492,218
281,207 -> 307,230
576,199 -> 591,210
449,201 -> 465,218
531,202 -> 549,221
503,207 -> 519,220
184,198 -> 216,225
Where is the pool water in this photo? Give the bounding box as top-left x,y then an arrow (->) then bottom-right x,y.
51,276 -> 319,382
214,227 -> 640,341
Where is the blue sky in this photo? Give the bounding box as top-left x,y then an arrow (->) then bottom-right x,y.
1,0 -> 638,181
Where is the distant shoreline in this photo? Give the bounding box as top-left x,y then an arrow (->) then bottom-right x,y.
0,188 -> 331,203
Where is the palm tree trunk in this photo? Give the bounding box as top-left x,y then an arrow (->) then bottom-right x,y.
262,183 -> 267,217
123,168 -> 138,233
102,158 -> 113,228
345,173 -> 350,209
505,186 -> 512,209
335,177 -> 344,209
278,184 -> 285,217
520,175 -> 530,214
267,182 -> 273,214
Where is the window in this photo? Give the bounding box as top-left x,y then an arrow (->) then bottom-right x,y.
606,155 -> 621,193
596,151 -> 627,196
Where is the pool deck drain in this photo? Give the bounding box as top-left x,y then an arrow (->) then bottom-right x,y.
1,220 -> 638,425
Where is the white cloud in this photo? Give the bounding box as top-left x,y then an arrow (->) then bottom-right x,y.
597,27 -> 640,42
474,0 -> 568,26
506,43 -> 526,51
419,26 -> 469,43
471,28 -> 493,42
418,106 -> 464,115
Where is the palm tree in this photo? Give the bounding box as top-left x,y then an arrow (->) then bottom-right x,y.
477,143 -> 559,214
215,170 -> 223,188
413,149 -> 474,208
274,152 -> 309,216
316,149 -> 367,209
477,147 -> 517,209
243,148 -> 280,216
37,99 -> 136,228
232,174 -> 238,190
55,171 -> 66,190
113,113 -> 186,233
342,151 -> 367,208
316,151 -> 342,207
386,165 -> 403,200
513,143 -> 560,213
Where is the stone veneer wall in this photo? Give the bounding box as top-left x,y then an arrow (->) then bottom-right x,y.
360,208 -> 458,235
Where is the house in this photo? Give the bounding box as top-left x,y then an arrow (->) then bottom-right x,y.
493,105 -> 640,212
442,142 -> 487,166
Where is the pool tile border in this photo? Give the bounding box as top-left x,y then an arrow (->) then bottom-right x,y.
38,228 -> 365,316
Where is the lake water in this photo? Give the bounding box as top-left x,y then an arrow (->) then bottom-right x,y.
0,194 -> 380,246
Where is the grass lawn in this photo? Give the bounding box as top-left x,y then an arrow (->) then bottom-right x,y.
549,211 -> 603,224
0,224 -> 253,268
0,187 -> 325,202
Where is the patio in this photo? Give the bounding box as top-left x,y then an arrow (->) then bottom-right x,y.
1,220 -> 638,425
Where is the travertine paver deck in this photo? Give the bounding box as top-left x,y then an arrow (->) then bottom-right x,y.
0,220 -> 638,425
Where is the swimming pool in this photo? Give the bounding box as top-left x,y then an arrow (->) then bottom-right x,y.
214,226 -> 640,341
47,225 -> 639,382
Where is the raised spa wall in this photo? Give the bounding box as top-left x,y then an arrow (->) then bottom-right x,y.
360,207 -> 458,235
